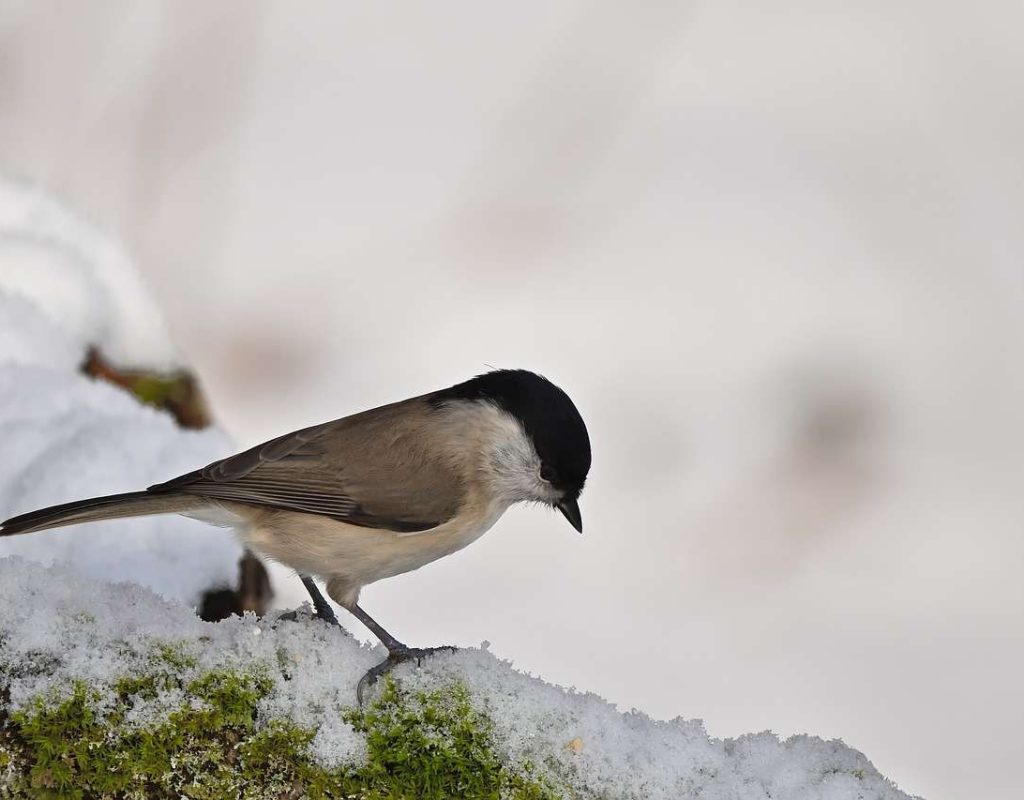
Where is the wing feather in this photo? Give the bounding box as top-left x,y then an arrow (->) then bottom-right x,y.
148,399 -> 462,531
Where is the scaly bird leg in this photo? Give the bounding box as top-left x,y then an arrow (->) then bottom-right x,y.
299,575 -> 341,626
349,603 -> 456,704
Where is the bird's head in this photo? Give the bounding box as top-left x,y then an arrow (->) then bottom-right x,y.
431,369 -> 591,532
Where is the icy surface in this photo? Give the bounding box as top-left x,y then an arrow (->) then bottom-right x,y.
0,558 -> 914,799
0,178 -> 242,604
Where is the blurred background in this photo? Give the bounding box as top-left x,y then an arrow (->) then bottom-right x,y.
2,2 -> 1023,797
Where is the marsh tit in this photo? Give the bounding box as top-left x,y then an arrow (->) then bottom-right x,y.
1,369 -> 592,695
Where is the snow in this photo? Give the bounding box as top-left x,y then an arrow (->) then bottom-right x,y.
0,176 -> 181,370
0,557 -> 914,799
0,177 -> 242,605
0,557 -> 368,767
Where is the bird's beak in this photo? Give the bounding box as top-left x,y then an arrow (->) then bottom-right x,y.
557,497 -> 583,533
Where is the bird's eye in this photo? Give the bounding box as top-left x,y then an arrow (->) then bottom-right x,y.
539,465 -> 557,483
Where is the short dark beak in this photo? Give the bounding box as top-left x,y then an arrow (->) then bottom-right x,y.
556,497 -> 583,533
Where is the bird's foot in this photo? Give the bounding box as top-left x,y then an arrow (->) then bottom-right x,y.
357,645 -> 457,705
276,604 -> 341,627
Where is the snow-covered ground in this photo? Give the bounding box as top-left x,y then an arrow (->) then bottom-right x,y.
0,177 -> 241,604
0,557 -> 914,800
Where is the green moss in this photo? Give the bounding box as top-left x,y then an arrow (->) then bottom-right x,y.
112,642 -> 200,701
345,678 -> 559,800
0,662 -> 561,800
4,668 -> 275,799
155,643 -> 197,672
6,682 -> 108,799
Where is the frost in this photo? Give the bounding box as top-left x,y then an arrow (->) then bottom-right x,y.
400,649 -> 916,800
0,558 -> 914,799
0,558 -> 370,765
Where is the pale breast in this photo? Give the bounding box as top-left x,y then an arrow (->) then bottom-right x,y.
227,491 -> 508,608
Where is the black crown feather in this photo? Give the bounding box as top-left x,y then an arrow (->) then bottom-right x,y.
431,370 -> 591,497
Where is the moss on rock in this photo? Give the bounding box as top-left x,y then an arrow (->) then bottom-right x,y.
0,656 -> 560,800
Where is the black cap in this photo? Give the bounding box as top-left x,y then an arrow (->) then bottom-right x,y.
431,369 -> 591,501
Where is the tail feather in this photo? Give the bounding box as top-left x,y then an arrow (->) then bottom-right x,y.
1,491 -> 201,536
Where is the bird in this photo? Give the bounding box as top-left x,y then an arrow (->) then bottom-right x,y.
1,369 -> 592,698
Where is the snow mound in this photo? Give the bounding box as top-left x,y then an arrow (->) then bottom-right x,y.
0,558 -> 915,800
0,177 -> 181,370
0,178 -> 241,605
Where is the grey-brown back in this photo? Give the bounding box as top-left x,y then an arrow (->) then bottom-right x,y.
149,397 -> 467,532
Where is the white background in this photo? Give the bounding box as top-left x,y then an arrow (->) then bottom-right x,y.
3,3 -> 1023,797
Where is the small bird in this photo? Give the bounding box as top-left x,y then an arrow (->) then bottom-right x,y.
1,369 -> 591,696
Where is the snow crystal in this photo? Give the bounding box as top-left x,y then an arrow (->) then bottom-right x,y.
0,178 -> 241,605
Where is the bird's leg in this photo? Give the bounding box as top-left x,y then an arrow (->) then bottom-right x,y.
351,604 -> 456,704
300,575 -> 341,625
276,575 -> 342,626
348,603 -> 405,651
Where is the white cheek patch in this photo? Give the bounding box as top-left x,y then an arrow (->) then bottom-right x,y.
483,413 -> 556,505
435,400 -> 559,506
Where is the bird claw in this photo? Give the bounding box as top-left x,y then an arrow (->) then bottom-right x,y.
276,605 -> 341,627
356,645 -> 457,705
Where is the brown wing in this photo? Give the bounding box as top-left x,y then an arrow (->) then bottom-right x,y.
148,399 -> 464,532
